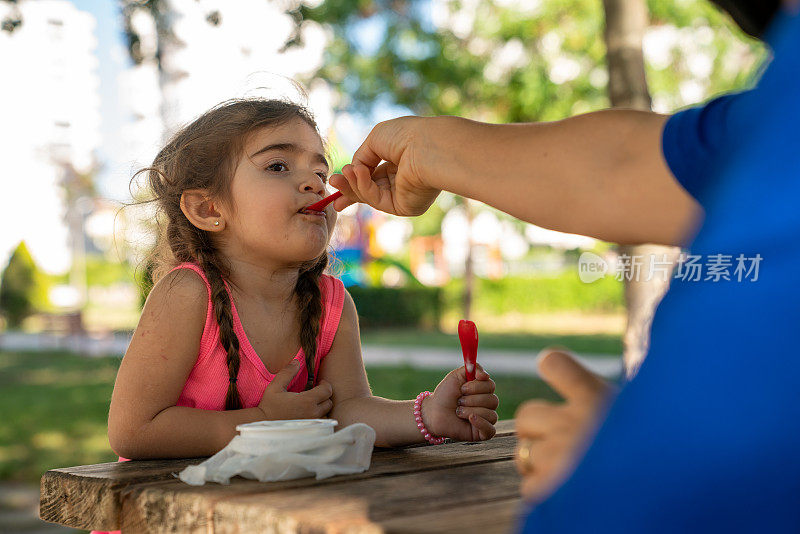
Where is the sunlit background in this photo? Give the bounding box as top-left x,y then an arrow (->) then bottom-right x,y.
0,0 -> 764,529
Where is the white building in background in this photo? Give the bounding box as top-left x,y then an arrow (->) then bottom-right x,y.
0,0 -> 100,275
120,0 -> 333,176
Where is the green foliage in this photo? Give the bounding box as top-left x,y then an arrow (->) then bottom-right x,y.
290,0 -> 763,124
354,265 -> 623,329
326,136 -> 352,174
137,259 -> 155,309
368,257 -> 423,286
445,272 -> 624,315
410,202 -> 447,237
46,256 -> 134,290
85,255 -> 135,287
0,242 -> 41,328
295,0 -> 605,121
644,0 -> 766,110
349,285 -> 443,328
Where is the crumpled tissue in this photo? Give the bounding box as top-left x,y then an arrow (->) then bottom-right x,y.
178,423 -> 376,485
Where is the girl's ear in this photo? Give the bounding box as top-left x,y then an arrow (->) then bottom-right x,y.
180,190 -> 225,231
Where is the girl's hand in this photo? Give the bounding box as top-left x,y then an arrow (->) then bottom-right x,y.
424,363 -> 498,442
257,359 -> 334,420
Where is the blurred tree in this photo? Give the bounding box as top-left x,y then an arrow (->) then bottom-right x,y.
286,0 -> 762,122
0,0 -> 21,34
119,0 -> 172,70
602,0 -> 680,377
118,0 -> 179,142
57,161 -> 99,314
0,242 -> 39,328
287,0 -> 605,120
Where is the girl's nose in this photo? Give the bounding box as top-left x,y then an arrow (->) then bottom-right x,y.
301,174 -> 325,195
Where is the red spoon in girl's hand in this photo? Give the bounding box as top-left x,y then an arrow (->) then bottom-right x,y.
306,191 -> 343,212
458,320 -> 479,381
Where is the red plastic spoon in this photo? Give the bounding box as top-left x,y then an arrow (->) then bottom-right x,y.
458,320 -> 479,381
306,191 -> 343,212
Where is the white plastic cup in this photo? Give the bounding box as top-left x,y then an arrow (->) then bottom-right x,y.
235,419 -> 338,445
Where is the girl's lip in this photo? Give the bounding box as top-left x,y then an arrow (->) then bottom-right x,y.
298,209 -> 327,219
298,199 -> 326,215
298,207 -> 325,215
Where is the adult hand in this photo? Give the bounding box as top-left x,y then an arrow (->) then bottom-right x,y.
514,350 -> 615,503
258,359 -> 334,420
423,363 -> 498,442
329,116 -> 443,216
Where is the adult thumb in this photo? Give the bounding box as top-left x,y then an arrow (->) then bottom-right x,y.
537,349 -> 609,404
269,359 -> 302,391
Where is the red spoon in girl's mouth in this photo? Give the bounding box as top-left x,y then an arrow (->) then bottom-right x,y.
305,191 -> 342,212
458,320 -> 479,381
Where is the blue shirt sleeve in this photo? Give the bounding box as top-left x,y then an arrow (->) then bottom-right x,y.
661,93 -> 740,206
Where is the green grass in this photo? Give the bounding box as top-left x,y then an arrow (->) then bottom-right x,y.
361,328 -> 622,355
0,351 -> 122,483
0,350 -> 559,484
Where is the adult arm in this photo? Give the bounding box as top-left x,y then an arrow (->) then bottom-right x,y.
332,110 -> 702,246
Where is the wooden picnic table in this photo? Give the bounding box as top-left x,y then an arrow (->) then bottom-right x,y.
40,420 -> 526,533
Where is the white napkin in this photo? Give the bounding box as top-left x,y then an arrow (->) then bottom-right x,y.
178,423 -> 376,485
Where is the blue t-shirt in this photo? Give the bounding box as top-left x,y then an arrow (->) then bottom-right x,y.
520,9 -> 800,534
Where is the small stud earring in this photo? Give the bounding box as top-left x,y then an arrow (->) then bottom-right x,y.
214,220 -> 220,227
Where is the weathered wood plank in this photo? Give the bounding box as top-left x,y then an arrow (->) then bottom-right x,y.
119,437 -> 519,533
206,460 -> 521,534
41,421 -> 517,531
496,419 -> 515,436
120,459 -> 521,533
379,497 -> 526,534
39,458 -> 206,531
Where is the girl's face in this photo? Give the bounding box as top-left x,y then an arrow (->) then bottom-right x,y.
221,118 -> 336,266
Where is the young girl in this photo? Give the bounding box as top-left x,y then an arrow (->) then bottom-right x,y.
107,98 -> 498,462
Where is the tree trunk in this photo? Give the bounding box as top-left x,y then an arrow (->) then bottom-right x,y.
602,0 -> 680,377
462,198 -> 474,321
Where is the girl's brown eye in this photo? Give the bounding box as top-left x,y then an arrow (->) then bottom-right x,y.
267,162 -> 288,172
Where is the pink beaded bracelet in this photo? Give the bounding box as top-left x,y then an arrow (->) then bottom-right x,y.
414,391 -> 446,445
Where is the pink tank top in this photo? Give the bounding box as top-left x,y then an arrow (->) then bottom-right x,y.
92,265 -> 344,534
171,263 -> 345,409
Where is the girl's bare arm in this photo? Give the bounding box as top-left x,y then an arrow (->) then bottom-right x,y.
107,270 -> 265,459
319,292 -> 429,448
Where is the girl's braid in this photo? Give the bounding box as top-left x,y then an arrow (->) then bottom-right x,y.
179,223 -> 243,410
295,253 -> 328,390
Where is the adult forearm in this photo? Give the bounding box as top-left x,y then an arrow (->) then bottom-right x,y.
331,396 -> 427,448
111,406 -> 266,459
424,110 -> 701,246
